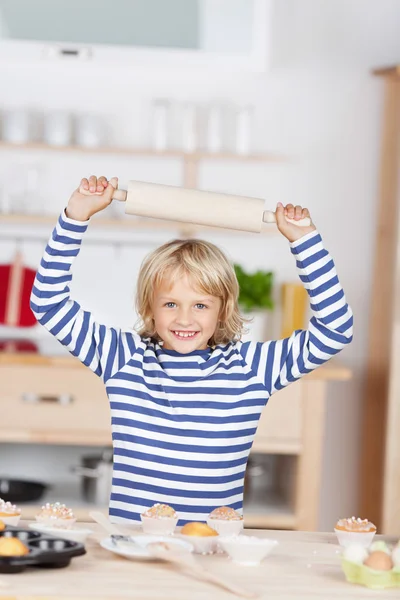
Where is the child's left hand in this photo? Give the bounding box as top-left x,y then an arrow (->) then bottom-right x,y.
275,202 -> 316,242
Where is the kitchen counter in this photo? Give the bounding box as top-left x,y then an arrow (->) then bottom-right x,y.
0,524 -> 397,599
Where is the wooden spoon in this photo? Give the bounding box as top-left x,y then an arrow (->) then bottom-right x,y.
146,541 -> 258,599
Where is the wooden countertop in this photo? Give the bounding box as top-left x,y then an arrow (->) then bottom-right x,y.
0,352 -> 352,380
0,523 -> 396,599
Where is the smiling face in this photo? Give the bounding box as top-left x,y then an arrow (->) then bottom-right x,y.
152,273 -> 221,352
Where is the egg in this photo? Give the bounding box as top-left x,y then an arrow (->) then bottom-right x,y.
342,544 -> 369,565
364,550 -> 393,571
370,541 -> 390,554
392,544 -> 400,567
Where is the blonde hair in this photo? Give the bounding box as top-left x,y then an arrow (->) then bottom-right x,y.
136,239 -> 245,346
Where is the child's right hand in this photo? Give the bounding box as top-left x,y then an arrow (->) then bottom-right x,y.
66,175 -> 118,221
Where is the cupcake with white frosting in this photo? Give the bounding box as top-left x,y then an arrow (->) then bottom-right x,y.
334,516 -> 376,548
0,498 -> 21,526
36,502 -> 76,529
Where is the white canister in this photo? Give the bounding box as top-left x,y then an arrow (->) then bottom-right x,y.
206,105 -> 222,153
151,99 -> 169,151
43,111 -> 71,146
75,114 -> 105,148
181,104 -> 197,153
2,109 -> 31,143
235,105 -> 253,156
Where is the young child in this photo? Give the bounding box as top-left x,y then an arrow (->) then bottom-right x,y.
30,175 -> 353,526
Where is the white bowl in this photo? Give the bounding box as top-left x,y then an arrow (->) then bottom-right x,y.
0,514 -> 21,526
177,534 -> 218,555
219,535 -> 278,566
334,528 -> 376,548
29,522 -> 93,544
140,515 -> 178,536
206,518 -> 243,537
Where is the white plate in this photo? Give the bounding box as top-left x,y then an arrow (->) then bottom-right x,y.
100,535 -> 194,561
29,522 -> 93,543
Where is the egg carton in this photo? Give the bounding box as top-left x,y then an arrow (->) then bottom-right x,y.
0,526 -> 86,573
341,558 -> 400,590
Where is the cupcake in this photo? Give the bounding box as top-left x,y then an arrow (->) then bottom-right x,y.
35,502 -> 76,529
207,506 -> 244,537
0,536 -> 29,557
140,503 -> 178,535
334,516 -> 376,548
0,498 -> 21,526
179,522 -> 218,554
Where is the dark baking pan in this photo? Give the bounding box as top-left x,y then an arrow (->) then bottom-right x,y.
0,526 -> 86,573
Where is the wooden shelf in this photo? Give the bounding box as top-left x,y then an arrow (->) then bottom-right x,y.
373,65 -> 400,79
0,212 -> 280,235
0,141 -> 286,163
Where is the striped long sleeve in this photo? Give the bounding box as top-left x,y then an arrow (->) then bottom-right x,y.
30,212 -> 140,380
242,230 -> 353,395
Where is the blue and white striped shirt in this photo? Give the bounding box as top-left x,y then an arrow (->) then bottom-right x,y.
30,212 -> 353,525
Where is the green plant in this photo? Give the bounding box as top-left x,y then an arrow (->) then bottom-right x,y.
234,264 -> 274,312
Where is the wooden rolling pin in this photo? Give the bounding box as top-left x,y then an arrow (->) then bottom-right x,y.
88,180 -> 311,233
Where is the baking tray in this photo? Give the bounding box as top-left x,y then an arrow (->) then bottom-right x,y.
0,525 -> 86,573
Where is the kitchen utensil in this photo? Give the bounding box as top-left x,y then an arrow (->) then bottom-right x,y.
0,479 -> 48,503
0,250 -> 37,327
0,526 -> 86,574
81,180 -> 311,232
72,450 -> 113,505
146,541 -> 258,598
89,511 -> 128,537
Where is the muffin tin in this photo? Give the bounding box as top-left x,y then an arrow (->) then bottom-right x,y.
0,526 -> 86,573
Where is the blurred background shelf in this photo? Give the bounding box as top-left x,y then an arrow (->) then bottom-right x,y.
0,212 -> 280,236
0,141 -> 286,163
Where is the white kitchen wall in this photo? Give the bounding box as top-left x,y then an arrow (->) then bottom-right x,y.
1,0 -> 399,529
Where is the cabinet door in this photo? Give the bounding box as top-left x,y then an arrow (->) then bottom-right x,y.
0,366 -> 111,445
252,381 -> 303,454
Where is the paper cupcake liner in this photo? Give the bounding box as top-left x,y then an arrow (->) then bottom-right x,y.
178,534 -> 217,554
35,515 -> 76,529
334,528 -> 376,548
206,518 -> 243,537
0,514 -> 21,526
140,515 -> 178,536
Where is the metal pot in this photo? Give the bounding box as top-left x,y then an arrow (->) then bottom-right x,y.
72,449 -> 113,506
0,479 -> 48,503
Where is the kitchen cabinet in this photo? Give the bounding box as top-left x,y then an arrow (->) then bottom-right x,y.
0,353 -> 351,530
0,0 -> 271,73
361,64 -> 400,534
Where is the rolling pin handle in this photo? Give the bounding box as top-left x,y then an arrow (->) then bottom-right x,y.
262,210 -> 311,227
112,189 -> 127,202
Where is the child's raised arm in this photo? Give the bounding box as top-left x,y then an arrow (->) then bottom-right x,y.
30,176 -> 141,381
240,204 -> 353,395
